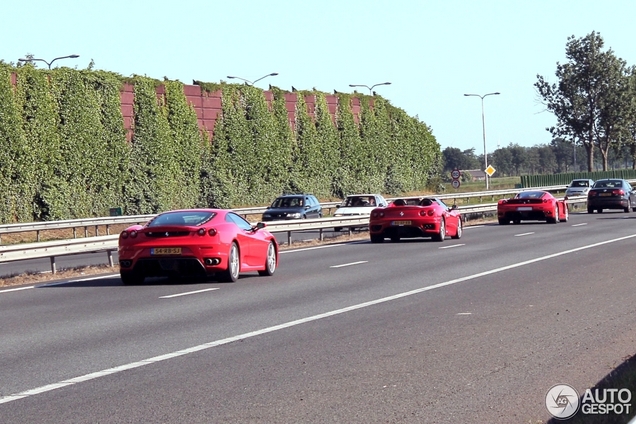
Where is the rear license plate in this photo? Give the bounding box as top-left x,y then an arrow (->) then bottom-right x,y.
151,247 -> 182,255
599,193 -> 612,197
517,207 -> 533,211
392,220 -> 411,226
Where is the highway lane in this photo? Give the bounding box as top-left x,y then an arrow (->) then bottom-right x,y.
1,211 -> 636,422
0,228 -> 353,278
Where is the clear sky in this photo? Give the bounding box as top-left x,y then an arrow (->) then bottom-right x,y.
3,1 -> 636,155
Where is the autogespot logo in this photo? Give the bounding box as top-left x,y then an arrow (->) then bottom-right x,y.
546,384 -> 580,420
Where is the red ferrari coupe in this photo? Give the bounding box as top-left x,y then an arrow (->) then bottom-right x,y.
118,209 -> 279,285
497,190 -> 568,225
369,197 -> 463,243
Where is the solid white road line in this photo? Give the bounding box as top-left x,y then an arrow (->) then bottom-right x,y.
159,288 -> 220,299
2,233 -> 635,405
514,232 -> 535,237
0,286 -> 34,294
572,223 -> 588,227
330,261 -> 368,268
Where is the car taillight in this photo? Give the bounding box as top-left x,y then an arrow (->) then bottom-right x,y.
427,210 -> 434,216
498,199 -> 507,204
121,231 -> 128,239
543,198 -> 550,203
197,228 -> 206,236
613,189 -> 624,195
419,210 -> 426,216
208,228 -> 217,236
588,191 -> 597,197
129,230 -> 138,238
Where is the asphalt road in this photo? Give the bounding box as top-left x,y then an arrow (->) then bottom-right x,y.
1,211 -> 635,423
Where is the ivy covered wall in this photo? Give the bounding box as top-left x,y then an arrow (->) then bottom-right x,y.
0,64 -> 441,223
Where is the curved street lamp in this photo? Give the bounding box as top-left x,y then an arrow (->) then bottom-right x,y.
18,54 -> 80,69
226,72 -> 278,86
349,81 -> 391,95
464,92 -> 500,190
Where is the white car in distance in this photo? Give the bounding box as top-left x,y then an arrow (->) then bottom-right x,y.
333,194 -> 388,231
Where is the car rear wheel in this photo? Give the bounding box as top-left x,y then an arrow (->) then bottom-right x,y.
370,234 -> 384,243
390,235 -> 400,243
624,204 -> 631,213
433,219 -> 446,242
548,206 -> 559,224
597,208 -> 603,213
219,242 -> 240,282
258,241 -> 277,276
498,218 -> 509,225
587,207 -> 594,214
561,205 -> 569,222
451,218 -> 462,239
120,271 -> 144,286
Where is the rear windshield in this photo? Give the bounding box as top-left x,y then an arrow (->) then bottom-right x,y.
148,211 -> 216,227
271,197 -> 304,208
516,191 -> 546,199
343,196 -> 376,207
571,180 -> 590,187
593,180 -> 623,188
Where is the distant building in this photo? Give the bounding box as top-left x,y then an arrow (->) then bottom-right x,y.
464,169 -> 486,181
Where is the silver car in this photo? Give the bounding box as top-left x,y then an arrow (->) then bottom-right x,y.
565,179 -> 594,198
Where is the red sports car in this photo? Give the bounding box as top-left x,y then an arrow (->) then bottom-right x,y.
497,190 -> 568,224
369,197 -> 463,243
118,209 -> 279,285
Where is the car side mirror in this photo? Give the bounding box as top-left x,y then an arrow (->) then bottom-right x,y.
254,222 -> 267,231
451,204 -> 458,210
335,205 -> 340,209
305,205 -> 310,209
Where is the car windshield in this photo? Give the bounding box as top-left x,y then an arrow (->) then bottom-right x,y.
572,180 -> 589,187
517,191 -> 545,199
271,197 -> 304,208
343,196 -> 375,207
594,180 -> 623,188
149,211 -> 216,227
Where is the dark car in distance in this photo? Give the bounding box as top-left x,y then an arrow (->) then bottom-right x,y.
587,179 -> 636,213
261,194 -> 323,221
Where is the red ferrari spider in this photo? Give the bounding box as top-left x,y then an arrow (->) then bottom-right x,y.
497,190 -> 568,225
118,209 -> 279,285
369,197 -> 463,243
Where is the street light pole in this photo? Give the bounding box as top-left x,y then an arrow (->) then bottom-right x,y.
18,54 -> 80,69
348,81 -> 391,95
464,92 -> 500,190
226,72 -> 278,86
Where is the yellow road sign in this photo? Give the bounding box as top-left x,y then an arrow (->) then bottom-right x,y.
485,165 -> 496,177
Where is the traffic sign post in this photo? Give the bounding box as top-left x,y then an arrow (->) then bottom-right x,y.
451,168 -> 461,190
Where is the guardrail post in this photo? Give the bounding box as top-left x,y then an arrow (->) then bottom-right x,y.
319,229 -> 324,241
50,256 -> 57,274
95,225 -> 99,236
84,227 -> 88,237
287,231 -> 292,246
106,225 -> 110,235
73,227 -> 77,238
37,230 -> 41,242
107,250 -> 114,267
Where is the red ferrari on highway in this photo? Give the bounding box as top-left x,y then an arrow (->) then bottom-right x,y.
497,190 -> 568,224
118,209 -> 278,285
369,197 -> 462,243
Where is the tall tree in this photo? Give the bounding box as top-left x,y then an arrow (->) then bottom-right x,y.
535,31 -> 627,171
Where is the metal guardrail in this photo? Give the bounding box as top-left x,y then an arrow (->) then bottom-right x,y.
0,196 -> 590,275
